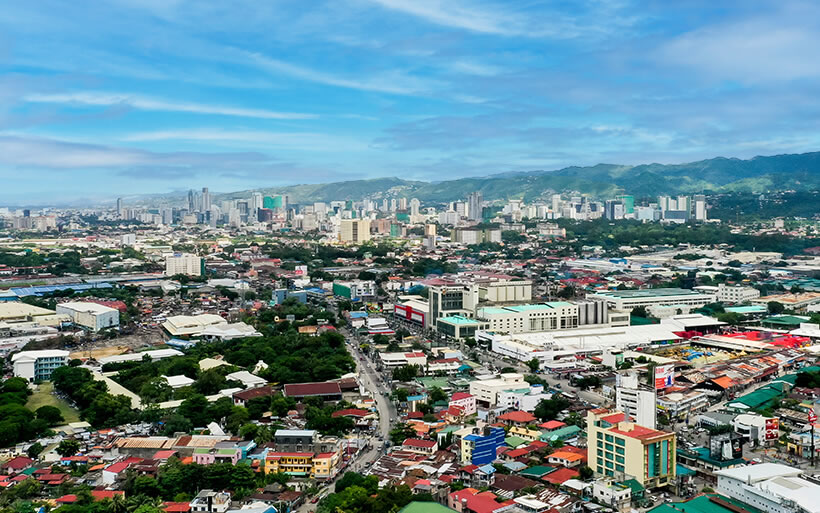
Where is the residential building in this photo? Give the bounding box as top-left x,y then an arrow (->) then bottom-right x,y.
11,350 -> 69,381
56,302 -> 119,332
332,280 -> 376,301
190,490 -> 231,513
339,219 -> 371,243
586,288 -> 716,311
402,439 -> 438,456
165,253 -> 204,276
449,392 -> 477,416
587,409 -> 676,489
715,463 -> 819,513
656,391 -> 709,421
591,480 -> 632,513
716,284 -> 761,304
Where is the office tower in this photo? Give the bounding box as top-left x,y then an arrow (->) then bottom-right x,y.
604,200 -> 625,220
693,195 -> 707,221
201,187 -> 211,212
617,195 -> 635,214
340,219 -> 371,243
454,201 -> 467,217
116,197 -> 123,218
551,194 -> 562,213
161,208 -> 173,225
467,191 -> 483,221
187,189 -> 196,211
251,192 -> 263,210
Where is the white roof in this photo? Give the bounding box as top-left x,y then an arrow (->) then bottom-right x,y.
0,302 -> 56,319
98,348 -> 182,365
714,463 -> 802,483
162,314 -> 226,336
163,375 -> 195,388
199,357 -> 231,371
226,370 -> 266,387
57,301 -> 118,314
200,322 -> 261,339
11,349 -> 69,361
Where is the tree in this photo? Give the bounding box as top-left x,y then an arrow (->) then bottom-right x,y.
534,396 -> 569,421
631,306 -> 649,318
389,423 -> 416,445
392,365 -> 419,382
162,414 -> 193,436
393,389 -> 409,403
139,378 -> 173,405
526,358 -> 540,373
428,387 -> 447,404
767,301 -> 785,314
579,465 -> 594,480
27,442 -> 43,459
56,439 -> 80,457
178,394 -> 210,427
35,405 -> 64,426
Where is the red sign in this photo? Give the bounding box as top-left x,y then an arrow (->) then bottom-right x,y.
809,411 -> 818,424
765,418 -> 779,441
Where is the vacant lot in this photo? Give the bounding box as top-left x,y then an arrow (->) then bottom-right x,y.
26,382 -> 81,424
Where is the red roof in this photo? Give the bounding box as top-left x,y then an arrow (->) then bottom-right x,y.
331,408 -> 370,418
451,392 -> 473,401
233,385 -> 274,402
403,439 -> 437,449
404,352 -> 425,357
153,450 -> 178,460
601,412 -> 626,424
163,502 -> 191,512
1,457 -> 33,470
104,461 -> 133,474
498,411 -> 537,423
92,490 -> 125,500
540,420 -> 566,430
283,381 -> 341,397
505,448 -> 529,458
610,424 -> 669,441
542,467 -> 580,484
56,494 -> 77,503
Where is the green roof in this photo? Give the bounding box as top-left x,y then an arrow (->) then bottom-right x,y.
648,494 -> 763,513
728,382 -> 786,409
415,377 -> 452,390
399,502 -> 457,513
725,305 -> 767,314
762,315 -> 810,326
620,478 -> 644,493
539,425 -> 581,441
505,436 -> 527,448
479,307 -> 510,315
677,447 -> 744,469
520,465 -> 556,478
438,315 -> 481,325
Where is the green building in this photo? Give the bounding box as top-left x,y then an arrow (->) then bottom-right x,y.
263,196 -> 283,209
617,195 -> 635,214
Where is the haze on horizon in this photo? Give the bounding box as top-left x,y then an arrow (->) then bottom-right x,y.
2,0 -> 820,202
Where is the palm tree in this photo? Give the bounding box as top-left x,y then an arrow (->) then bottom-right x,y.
108,493 -> 127,513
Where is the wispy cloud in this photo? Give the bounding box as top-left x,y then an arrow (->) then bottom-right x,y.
121,129 -> 372,151
24,92 -> 317,120
243,51 -> 437,95
365,0 -> 523,35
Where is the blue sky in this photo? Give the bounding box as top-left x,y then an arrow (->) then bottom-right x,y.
2,0 -> 820,203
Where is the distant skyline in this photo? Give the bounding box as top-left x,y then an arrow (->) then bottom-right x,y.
2,0 -> 820,202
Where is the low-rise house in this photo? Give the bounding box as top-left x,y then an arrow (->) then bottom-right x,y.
190,489 -> 231,513
402,439 -> 438,456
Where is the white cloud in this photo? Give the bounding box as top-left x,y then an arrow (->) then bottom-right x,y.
24,92 -> 317,120
121,129 -> 372,151
365,0 -> 522,35
244,51 -> 437,95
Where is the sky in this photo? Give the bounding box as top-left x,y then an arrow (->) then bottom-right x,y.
3,0 -> 820,203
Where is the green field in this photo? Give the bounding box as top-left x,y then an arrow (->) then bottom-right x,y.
26,382 -> 81,424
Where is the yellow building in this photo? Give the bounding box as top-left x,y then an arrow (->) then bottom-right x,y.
587,409 -> 676,489
508,426 -> 541,442
265,450 -> 341,480
265,452 -> 314,477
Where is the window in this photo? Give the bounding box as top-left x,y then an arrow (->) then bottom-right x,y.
616,464 -> 624,472
616,455 -> 625,463
597,441 -> 603,448
605,443 -> 614,452
616,447 -> 625,455
597,432 -> 603,439
605,434 -> 614,442
615,438 -> 625,446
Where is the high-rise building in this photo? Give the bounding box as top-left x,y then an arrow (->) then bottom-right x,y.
467,191 -> 483,221
116,197 -> 123,218
616,195 -> 634,214
693,194 -> 707,221
604,200 -> 625,220
615,373 -> 657,429
409,198 -> 420,218
587,408 -> 676,488
165,253 -> 204,276
201,187 -> 211,212
339,219 -> 371,243
187,189 -> 196,211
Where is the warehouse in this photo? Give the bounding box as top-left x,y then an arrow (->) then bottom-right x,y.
56,301 -> 119,332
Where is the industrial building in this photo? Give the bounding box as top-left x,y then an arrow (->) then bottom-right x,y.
715,463 -> 819,513
56,301 -> 119,332
586,288 -> 716,311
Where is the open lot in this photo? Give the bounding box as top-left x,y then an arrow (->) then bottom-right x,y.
26,382 -> 81,424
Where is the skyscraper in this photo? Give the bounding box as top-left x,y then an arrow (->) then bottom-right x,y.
116,197 -> 123,218
693,194 -> 707,221
201,187 -> 211,212
467,191 -> 483,221
187,189 -> 196,212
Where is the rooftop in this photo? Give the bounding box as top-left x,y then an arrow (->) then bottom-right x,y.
591,288 -> 707,298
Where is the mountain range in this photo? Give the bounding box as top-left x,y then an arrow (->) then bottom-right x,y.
216,151 -> 820,204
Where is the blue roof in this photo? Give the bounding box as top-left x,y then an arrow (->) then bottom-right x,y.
477,464 -> 496,474
503,461 -> 527,471
464,434 -> 480,441
12,282 -> 112,297
349,311 -> 369,318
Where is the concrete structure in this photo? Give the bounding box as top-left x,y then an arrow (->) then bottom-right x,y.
339,219 -> 371,243
586,288 -> 716,311
717,284 -> 760,304
656,390 -> 709,421
477,302 -> 579,334
11,349 -> 69,381
190,489 -> 231,513
587,409 -> 676,489
165,252 -> 204,276
461,427 -> 506,465
56,302 -> 119,332
469,373 -> 526,407
591,480 -> 632,513
437,315 -> 487,339
715,463 -> 819,513
378,351 -> 427,369
332,280 -> 376,301
162,314 -> 227,337
615,373 -> 656,429
449,392 -> 477,416
0,302 -> 68,327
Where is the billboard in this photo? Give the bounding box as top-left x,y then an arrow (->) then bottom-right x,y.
654,364 -> 675,390
765,418 -> 779,441
294,265 -> 308,276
